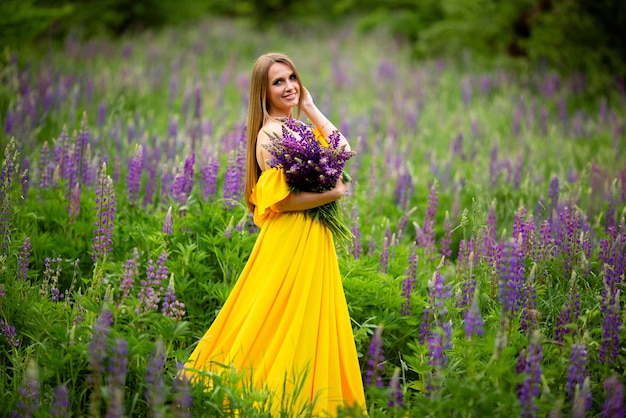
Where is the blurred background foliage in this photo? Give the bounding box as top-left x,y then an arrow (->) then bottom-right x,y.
1,0 -> 625,87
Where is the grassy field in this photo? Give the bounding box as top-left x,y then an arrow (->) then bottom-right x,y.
1,17 -> 624,417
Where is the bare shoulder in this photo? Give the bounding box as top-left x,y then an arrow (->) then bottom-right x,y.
256,120 -> 284,170
257,120 -> 283,146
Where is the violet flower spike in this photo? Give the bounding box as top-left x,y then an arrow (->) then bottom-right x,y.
602,375 -> 625,418
365,325 -> 385,387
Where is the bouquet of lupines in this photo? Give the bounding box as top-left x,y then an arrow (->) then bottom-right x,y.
263,117 -> 355,248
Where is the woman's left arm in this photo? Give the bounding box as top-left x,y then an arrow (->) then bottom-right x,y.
300,87 -> 351,152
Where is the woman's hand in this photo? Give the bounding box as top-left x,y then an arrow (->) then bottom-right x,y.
271,176 -> 347,213
300,86 -> 316,115
332,176 -> 347,199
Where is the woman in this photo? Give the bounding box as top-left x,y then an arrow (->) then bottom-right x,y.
180,52 -> 366,416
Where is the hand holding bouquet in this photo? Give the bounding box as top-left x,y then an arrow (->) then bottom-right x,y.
262,117 -> 355,248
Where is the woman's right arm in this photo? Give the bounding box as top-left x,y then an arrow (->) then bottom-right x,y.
271,178 -> 346,212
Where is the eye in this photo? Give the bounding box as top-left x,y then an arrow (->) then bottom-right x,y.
273,79 -> 283,86
289,74 -> 297,81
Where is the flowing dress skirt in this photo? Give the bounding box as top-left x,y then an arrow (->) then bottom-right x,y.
180,168 -> 366,416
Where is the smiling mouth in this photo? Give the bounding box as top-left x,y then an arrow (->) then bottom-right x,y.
284,93 -> 297,100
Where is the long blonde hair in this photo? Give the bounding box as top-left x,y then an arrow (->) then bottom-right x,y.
244,52 -> 303,213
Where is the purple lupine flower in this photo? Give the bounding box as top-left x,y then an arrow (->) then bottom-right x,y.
222,151 -> 242,209
170,171 -> 185,205
517,336 -> 543,418
172,363 -> 192,418
4,107 -> 14,135
394,171 -> 413,211
554,285 -> 580,343
50,285 -> 65,302
602,375 -> 625,418
17,237 -> 31,281
163,206 -> 173,234
50,384 -> 69,417
367,240 -> 376,257
365,325 -> 385,387
512,207 -> 530,253
105,338 -> 128,418
162,275 -> 185,320
97,102 -> 107,128
440,211 -> 452,259
451,132 -> 464,159
418,307 -> 431,345
534,220 -> 553,264
63,142 -> 78,202
54,125 -> 70,184
521,269 -> 537,337
172,151 -> 195,208
489,145 -> 499,187
443,320 -> 452,350
599,286 -> 621,365
420,261 -> 450,344
388,367 -> 404,409
14,360 -> 40,417
0,319 -> 19,347
89,309 -> 114,377
246,213 -> 258,235
127,144 -> 143,206
456,238 -> 477,309
43,257 -> 64,302
566,344 -> 589,408
118,248 -> 140,305
143,163 -> 157,207
223,128 -> 247,209
350,206 -> 362,259
400,245 -> 418,316
378,236 -> 390,274
462,76 -> 472,105
199,154 -> 219,201
145,339 -> 166,418
498,239 -> 525,319
427,328 -> 447,369
92,163 -> 116,263
464,292 -> 484,338
554,304 -> 570,344
136,251 -> 168,315
38,141 -> 53,192
396,210 -> 411,243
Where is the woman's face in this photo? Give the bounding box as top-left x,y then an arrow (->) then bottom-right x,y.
266,62 -> 300,117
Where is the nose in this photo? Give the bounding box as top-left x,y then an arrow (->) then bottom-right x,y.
285,79 -> 296,91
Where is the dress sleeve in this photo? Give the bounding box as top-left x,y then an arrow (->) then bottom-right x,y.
250,168 -> 291,227
312,127 -> 329,147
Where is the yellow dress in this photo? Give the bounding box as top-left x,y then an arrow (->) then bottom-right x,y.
180,168 -> 367,416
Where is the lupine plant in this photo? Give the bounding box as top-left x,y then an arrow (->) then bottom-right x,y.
0,17 -> 624,417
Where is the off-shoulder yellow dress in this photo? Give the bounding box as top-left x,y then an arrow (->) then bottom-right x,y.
180,168 -> 366,416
